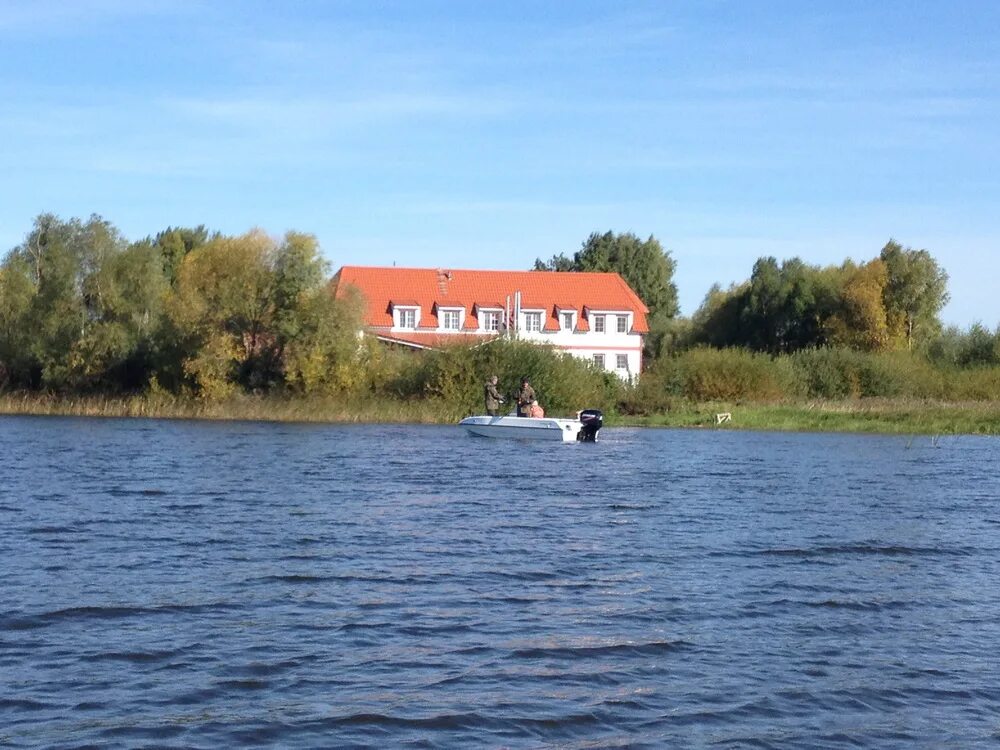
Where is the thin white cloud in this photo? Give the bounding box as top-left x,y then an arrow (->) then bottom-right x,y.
391,198 -> 635,216
0,0 -> 192,34
161,90 -> 518,131
538,13 -> 678,55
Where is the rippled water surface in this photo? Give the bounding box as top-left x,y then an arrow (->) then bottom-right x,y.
3,416 -> 1000,748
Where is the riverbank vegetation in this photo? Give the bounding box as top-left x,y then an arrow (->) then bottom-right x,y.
2,214 -> 999,435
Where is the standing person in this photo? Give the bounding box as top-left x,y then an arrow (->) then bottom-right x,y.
484,375 -> 504,417
516,376 -> 536,417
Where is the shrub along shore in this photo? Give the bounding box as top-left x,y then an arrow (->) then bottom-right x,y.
2,391 -> 999,437
4,337 -> 1000,435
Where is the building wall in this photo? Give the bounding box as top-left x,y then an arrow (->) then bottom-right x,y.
378,301 -> 644,379
377,320 -> 642,378
518,327 -> 641,379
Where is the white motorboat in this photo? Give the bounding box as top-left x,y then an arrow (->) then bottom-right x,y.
460,409 -> 603,442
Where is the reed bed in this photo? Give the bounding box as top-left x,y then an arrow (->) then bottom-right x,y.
3,392 -> 999,436
0,393 -> 457,425
619,398 -> 1000,435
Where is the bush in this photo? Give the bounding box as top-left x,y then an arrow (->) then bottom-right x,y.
617,367 -> 677,415
369,338 -> 620,417
925,324 -> 1000,369
637,347 -> 800,403
946,368 -> 1000,401
789,348 -> 956,400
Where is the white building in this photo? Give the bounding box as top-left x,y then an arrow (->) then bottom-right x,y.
332,266 -> 649,378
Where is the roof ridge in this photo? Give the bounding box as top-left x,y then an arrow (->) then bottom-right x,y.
337,265 -> 629,276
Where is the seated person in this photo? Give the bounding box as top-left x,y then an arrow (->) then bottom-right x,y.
528,400 -> 545,418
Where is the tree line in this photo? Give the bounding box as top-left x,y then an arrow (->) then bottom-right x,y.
536,231 -> 961,358
687,243 -> 950,354
2,214 -> 998,403
0,214 -> 363,396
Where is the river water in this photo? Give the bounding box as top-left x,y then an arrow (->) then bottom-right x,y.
2,416 -> 999,748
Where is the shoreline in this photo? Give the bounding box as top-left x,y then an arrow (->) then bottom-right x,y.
618,399 -> 1000,436
1,393 -> 998,436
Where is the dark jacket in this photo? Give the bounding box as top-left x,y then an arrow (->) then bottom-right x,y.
484,381 -> 503,412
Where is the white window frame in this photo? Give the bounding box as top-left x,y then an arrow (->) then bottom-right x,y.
479,309 -> 502,332
593,314 -> 605,333
616,315 -> 628,334
561,311 -> 575,331
395,306 -> 419,329
523,311 -> 543,333
593,353 -> 606,369
616,353 -> 629,370
439,308 -> 462,331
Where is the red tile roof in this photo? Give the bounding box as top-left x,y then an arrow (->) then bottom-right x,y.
333,266 -> 649,333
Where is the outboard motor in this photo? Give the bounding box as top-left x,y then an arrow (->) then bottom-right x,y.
577,409 -> 603,442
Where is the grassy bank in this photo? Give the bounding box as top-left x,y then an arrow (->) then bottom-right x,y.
2,392 -> 998,436
614,399 -> 1000,435
0,392 -> 459,424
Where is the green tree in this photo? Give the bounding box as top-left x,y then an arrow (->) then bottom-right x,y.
535,231 -> 680,358
957,323 -> 1000,367
273,231 -> 368,394
879,240 -> 949,350
272,232 -> 328,345
825,259 -> 890,352
689,282 -> 750,349
152,225 -> 214,284
167,231 -> 275,396
535,231 -> 679,320
17,215 -> 87,387
576,231 -> 679,319
532,252 -> 575,272
1,213 -> 169,391
742,257 -> 835,353
283,287 -> 367,394
0,257 -> 36,387
166,229 -> 362,396
926,323 -> 1000,369
78,239 -> 168,389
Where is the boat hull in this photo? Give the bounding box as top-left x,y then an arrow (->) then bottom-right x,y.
459,415 -> 584,442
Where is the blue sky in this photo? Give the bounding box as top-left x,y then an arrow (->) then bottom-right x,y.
1,0 -> 997,326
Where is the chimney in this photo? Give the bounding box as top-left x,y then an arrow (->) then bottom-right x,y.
437,268 -> 451,295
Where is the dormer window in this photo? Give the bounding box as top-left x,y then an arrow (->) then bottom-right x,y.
561,311 -> 574,330
440,309 -> 462,330
616,314 -> 628,333
523,311 -> 542,332
479,310 -> 502,331
394,306 -> 419,329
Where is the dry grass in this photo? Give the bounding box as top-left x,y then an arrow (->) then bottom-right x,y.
0,392 -> 459,424
3,392 -> 999,436
618,398 -> 1000,435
